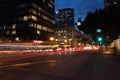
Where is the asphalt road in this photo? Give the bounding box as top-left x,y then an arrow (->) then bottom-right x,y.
0,50 -> 120,80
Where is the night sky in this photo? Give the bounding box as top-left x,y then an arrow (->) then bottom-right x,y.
55,0 -> 104,21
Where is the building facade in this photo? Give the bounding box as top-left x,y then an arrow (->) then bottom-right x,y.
55,8 -> 82,47
0,0 -> 55,41
55,26 -> 81,47
104,0 -> 119,8
56,8 -> 74,27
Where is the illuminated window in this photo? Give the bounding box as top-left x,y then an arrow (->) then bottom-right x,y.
55,39 -> 58,41
37,30 -> 40,34
29,23 -> 34,27
23,16 -> 27,21
38,7 -> 42,10
47,28 -> 51,32
12,24 -> 16,29
47,28 -> 54,32
4,26 -> 6,29
29,23 -> 37,28
12,30 -> 16,35
51,20 -> 55,24
58,34 -> 61,36
42,15 -> 48,20
29,9 -> 37,15
64,30 -> 66,32
33,24 -> 36,28
64,36 -> 66,38
51,29 -> 54,32
43,26 -> 47,31
31,15 -> 37,21
61,31 -> 63,33
48,3 -> 53,8
37,24 -> 42,29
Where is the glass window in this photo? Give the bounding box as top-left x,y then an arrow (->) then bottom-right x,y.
48,3 -> 53,8
23,16 -> 27,21
4,26 -> 6,30
12,24 -> 16,29
37,24 -> 42,29
43,26 -> 47,31
29,23 -> 34,27
31,15 -> 37,21
12,30 -> 16,35
37,30 -> 40,34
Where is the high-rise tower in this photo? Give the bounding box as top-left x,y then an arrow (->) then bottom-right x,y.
0,0 -> 55,41
56,8 -> 74,27
55,8 -> 80,46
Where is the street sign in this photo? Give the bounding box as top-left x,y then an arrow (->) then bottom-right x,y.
96,29 -> 101,33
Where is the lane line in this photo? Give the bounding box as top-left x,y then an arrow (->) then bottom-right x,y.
0,60 -> 56,68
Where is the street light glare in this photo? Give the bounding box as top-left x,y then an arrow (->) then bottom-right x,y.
50,37 -> 54,41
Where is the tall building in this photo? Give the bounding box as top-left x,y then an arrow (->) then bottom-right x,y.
104,0 -> 119,8
56,8 -> 74,27
55,8 -> 81,47
0,0 -> 55,41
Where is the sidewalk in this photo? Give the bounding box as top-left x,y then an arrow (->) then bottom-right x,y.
92,54 -> 120,80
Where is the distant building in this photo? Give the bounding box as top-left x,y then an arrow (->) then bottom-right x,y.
55,8 -> 81,47
104,0 -> 119,8
56,8 -> 74,27
0,0 -> 55,41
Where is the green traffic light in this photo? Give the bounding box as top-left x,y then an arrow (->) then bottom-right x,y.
97,37 -> 103,42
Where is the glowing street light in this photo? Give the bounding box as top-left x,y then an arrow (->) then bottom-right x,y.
64,39 -> 67,43
50,37 -> 54,41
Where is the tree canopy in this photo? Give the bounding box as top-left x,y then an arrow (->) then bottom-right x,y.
79,3 -> 120,42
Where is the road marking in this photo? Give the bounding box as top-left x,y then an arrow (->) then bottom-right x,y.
0,60 -> 56,68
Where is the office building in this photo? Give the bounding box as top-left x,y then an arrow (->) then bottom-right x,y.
55,8 -> 81,47
0,0 -> 55,41
56,8 -> 74,27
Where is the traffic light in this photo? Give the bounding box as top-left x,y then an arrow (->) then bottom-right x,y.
97,37 -> 103,42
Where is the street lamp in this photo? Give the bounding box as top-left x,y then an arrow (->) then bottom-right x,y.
64,39 -> 67,43
49,37 -> 54,41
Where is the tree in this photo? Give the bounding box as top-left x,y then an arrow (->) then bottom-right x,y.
78,4 -> 120,43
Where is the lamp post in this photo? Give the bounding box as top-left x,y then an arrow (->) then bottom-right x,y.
49,37 -> 54,41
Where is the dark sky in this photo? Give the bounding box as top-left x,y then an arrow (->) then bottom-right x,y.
55,0 -> 104,21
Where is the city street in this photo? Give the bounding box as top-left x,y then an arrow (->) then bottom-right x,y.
0,0 -> 119,80
0,50 -> 120,80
